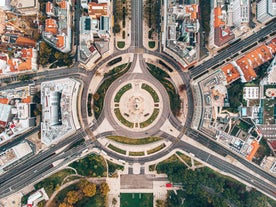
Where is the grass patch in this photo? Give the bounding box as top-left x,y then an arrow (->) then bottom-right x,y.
148,41 -> 155,48
114,83 -> 132,102
230,126 -> 240,136
147,63 -> 181,116
141,83 -> 159,102
107,160 -> 124,176
114,108 -> 134,128
93,63 -> 131,119
87,93 -> 92,117
120,193 -> 153,207
117,41 -> 125,49
147,143 -> 165,155
253,138 -> 273,165
34,169 -> 75,197
237,119 -> 252,132
149,164 -> 156,171
108,144 -> 127,155
107,57 -> 122,66
176,151 -> 192,166
140,108 -> 159,128
107,136 -> 162,145
62,175 -> 81,184
129,151 -> 145,156
69,154 -> 107,177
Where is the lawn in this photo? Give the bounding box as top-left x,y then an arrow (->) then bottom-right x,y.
93,63 -> 131,119
69,154 -> 107,177
106,136 -> 162,145
140,108 -> 159,128
148,41 -> 155,48
117,41 -> 125,49
147,143 -> 165,155
120,193 -> 153,207
34,169 -> 75,197
114,108 -> 134,128
108,144 -> 127,155
141,83 -> 159,102
114,83 -> 132,102
147,63 -> 181,116
129,151 -> 145,156
176,151 -> 192,166
107,160 -> 124,176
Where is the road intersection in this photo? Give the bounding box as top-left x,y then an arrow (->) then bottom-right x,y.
0,0 -> 276,202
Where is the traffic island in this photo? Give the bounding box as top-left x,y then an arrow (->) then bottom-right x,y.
111,80 -> 163,131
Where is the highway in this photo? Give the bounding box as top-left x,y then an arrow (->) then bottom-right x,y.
0,125 -> 40,153
189,21 -> 276,78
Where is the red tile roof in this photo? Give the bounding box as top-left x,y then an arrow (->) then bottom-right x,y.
267,139 -> 276,151
214,7 -> 225,28
15,37 -> 36,47
88,2 -> 108,19
45,18 -> 58,35
246,140 -> 260,161
221,63 -> 240,83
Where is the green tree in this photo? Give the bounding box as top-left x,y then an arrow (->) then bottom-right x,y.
114,23 -> 121,33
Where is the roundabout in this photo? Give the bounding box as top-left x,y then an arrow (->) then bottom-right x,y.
111,80 -> 163,131
99,54 -> 172,138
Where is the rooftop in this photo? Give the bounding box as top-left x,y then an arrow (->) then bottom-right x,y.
221,63 -> 240,83
88,2 -> 108,19
246,140 -> 260,161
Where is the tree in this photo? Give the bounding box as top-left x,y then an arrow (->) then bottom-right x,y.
59,203 -> 73,207
99,182 -> 110,196
156,199 -> 166,207
114,23 -> 121,33
67,191 -> 80,204
112,198 -> 117,206
83,183 -> 96,197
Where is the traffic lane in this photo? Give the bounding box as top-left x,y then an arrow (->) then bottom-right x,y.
0,133 -> 87,198
186,128 -> 276,184
0,125 -> 40,153
0,130 -> 85,184
190,22 -> 276,77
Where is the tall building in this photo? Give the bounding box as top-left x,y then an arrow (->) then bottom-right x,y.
257,0 -> 276,23
0,0 -> 10,10
231,0 -> 250,27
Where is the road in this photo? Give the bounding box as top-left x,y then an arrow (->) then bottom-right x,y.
189,21 -> 276,78
0,0 -> 276,201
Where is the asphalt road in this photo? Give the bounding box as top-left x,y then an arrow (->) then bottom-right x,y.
1,0 -> 276,201
0,125 -> 40,153
189,21 -> 276,78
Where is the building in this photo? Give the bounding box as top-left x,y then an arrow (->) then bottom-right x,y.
0,85 -> 36,145
213,6 -> 235,47
165,1 -> 200,65
15,0 -> 39,15
230,0 -> 250,27
243,87 -> 259,100
0,141 -> 33,172
42,0 -> 72,53
78,16 -> 101,67
257,0 -> 276,23
0,104 -> 12,128
0,0 -> 11,10
41,78 -> 81,146
88,2 -> 109,19
221,63 -> 240,84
